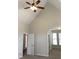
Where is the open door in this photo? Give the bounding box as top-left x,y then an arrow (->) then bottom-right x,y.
27,33 -> 34,55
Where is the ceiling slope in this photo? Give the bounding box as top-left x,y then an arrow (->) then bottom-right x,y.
18,0 -> 61,24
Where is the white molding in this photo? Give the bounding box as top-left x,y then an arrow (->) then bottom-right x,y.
35,53 -> 49,57
48,27 -> 61,31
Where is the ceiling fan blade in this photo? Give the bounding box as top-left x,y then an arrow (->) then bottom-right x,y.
36,0 -> 40,5
37,6 -> 45,9
26,2 -> 31,5
24,7 -> 30,9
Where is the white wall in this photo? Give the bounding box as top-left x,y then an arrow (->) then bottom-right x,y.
29,3 -> 61,56
18,33 -> 23,58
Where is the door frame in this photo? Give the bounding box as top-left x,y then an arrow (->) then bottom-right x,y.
47,28 -> 61,56
23,33 -> 28,56
27,33 -> 35,55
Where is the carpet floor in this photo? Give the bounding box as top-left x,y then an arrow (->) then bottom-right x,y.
21,48 -> 61,59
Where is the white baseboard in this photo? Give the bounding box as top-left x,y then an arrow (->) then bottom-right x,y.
35,53 -> 49,57
18,53 -> 23,59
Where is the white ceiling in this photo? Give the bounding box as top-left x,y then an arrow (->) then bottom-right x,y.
18,0 -> 61,24
48,0 -> 61,9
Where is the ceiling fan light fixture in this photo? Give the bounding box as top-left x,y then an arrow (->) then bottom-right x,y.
24,0 -> 45,12
30,6 -> 37,11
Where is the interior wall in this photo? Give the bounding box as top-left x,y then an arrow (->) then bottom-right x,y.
18,22 -> 29,33
18,21 -> 29,58
29,3 -> 61,56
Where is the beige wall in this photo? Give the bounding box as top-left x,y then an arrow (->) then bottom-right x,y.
29,3 -> 61,56
18,22 -> 29,33
29,3 -> 61,33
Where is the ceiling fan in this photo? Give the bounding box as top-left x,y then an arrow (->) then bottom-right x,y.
24,0 -> 45,12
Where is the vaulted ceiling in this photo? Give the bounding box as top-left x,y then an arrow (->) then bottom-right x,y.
18,0 -> 61,24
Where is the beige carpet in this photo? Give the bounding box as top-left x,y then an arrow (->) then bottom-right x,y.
21,48 -> 61,59
49,48 -> 61,59
21,55 -> 49,59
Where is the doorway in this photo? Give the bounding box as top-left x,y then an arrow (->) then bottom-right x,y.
48,29 -> 61,59
23,33 -> 28,56
23,33 -> 35,56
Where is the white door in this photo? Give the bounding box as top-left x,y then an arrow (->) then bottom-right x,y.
27,33 -> 34,55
